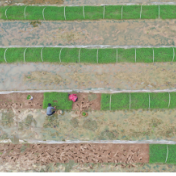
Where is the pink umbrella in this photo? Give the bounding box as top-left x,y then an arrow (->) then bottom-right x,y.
69,94 -> 78,102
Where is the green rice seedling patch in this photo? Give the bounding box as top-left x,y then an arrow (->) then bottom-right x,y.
43,47 -> 61,62
123,5 -> 141,19
98,49 -> 116,63
5,48 -> 24,63
0,6 -> 7,19
25,6 -> 47,20
154,48 -> 173,62
131,93 -> 149,110
25,48 -> 42,62
65,6 -> 84,20
160,5 -> 176,19
43,92 -> 72,110
6,6 -> 25,20
141,5 -> 158,19
80,48 -> 97,63
101,94 -> 110,110
111,93 -> 129,110
0,48 -> 6,63
44,6 -> 65,20
118,48 -> 135,62
149,144 -> 167,163
136,48 -> 153,63
167,145 -> 176,164
84,6 -> 104,20
61,48 -> 79,63
168,92 -> 176,109
150,93 -> 169,109
105,5 -> 122,19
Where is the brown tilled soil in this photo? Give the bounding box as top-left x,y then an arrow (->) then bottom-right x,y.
72,93 -> 101,112
0,93 -> 43,109
0,144 -> 149,166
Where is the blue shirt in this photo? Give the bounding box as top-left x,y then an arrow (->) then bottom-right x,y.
47,106 -> 54,115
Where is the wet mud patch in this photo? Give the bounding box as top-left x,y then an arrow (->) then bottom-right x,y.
72,93 -> 101,112
0,143 -> 149,166
0,93 -> 44,109
30,21 -> 41,28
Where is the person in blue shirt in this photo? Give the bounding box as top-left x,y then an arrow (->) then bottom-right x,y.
47,103 -> 56,116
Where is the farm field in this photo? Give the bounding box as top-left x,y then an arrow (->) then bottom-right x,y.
1,0 -> 176,172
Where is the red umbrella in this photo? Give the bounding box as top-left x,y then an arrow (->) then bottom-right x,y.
69,94 -> 78,102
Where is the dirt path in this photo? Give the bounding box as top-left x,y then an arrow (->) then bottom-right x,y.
0,143 -> 149,166
0,20 -> 176,46
0,62 -> 176,91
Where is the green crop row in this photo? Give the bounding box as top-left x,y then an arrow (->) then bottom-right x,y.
0,5 -> 176,20
42,92 -> 176,111
101,92 -> 176,110
0,47 -> 175,63
150,144 -> 176,164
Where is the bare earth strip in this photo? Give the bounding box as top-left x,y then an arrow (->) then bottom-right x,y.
0,20 -> 176,46
0,143 -> 149,165
0,62 -> 176,91
1,108 -> 176,142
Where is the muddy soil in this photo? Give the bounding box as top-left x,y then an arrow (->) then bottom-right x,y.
72,93 -> 101,112
0,20 -> 176,46
0,143 -> 149,166
0,93 -> 43,109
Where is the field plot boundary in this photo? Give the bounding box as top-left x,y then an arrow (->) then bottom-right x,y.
2,89 -> 176,94
0,46 -> 176,63
1,139 -> 176,144
2,4 -> 176,20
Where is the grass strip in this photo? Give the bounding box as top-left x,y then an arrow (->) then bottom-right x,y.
167,145 -> 176,164
154,48 -> 173,62
2,5 -> 176,20
136,48 -> 153,63
84,6 -> 104,20
25,48 -> 42,62
0,6 -> 7,20
5,48 -> 24,63
149,93 -> 169,109
105,5 -> 122,19
61,48 -> 79,63
65,6 -> 84,20
43,92 -> 73,110
101,94 -> 110,110
43,47 -> 61,62
149,144 -> 167,163
44,6 -> 65,20
111,93 -> 129,110
141,5 -> 158,19
169,92 -> 176,109
6,6 -> 25,20
123,5 -> 141,19
118,48 -> 135,62
80,48 -> 97,63
160,5 -> 176,19
98,49 -> 116,63
131,93 -> 149,110
25,6 -> 47,20
0,48 -> 6,63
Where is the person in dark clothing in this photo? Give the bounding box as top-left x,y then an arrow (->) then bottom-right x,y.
47,103 -> 56,116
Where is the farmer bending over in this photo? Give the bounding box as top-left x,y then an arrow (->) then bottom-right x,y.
47,103 -> 56,116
